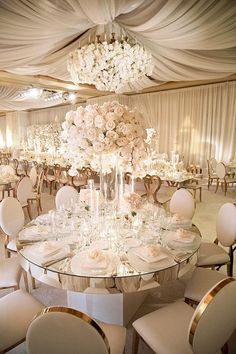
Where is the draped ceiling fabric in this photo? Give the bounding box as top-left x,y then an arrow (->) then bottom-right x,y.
0,0 -> 235,167
0,0 -> 236,111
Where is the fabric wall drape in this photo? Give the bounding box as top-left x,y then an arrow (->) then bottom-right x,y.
1,81 -> 235,168
88,81 -> 236,167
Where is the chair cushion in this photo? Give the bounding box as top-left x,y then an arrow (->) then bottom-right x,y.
133,301 -> 194,354
0,257 -> 21,288
197,242 -> 230,266
7,239 -> 17,252
0,289 -> 44,352
98,322 -> 126,354
184,267 -> 227,303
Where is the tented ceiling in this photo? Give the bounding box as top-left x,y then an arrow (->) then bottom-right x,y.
0,0 -> 236,111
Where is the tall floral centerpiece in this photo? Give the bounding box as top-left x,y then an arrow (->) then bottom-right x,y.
60,101 -> 148,212
61,101 -> 147,174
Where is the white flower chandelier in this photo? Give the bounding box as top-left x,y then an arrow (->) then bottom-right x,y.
67,33 -> 153,93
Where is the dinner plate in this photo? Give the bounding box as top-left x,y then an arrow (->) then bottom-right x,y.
127,247 -> 175,273
71,250 -> 119,276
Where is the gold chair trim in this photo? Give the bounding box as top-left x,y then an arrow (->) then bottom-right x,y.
189,277 -> 235,345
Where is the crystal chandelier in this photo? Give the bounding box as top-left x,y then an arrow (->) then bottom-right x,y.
67,33 -> 153,93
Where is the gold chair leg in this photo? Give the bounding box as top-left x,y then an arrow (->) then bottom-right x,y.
23,270 -> 29,292
132,330 -> 140,354
27,203 -> 32,220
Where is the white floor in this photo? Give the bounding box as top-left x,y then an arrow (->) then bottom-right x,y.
1,181 -> 236,353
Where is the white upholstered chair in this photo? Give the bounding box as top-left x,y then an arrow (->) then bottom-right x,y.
55,185 -> 78,209
207,157 -> 218,190
132,277 -> 236,354
0,289 -> 44,353
184,267 -> 227,305
29,165 -> 38,189
169,188 -> 195,219
0,256 -> 22,290
0,196 -> 25,257
215,162 -> 236,196
16,176 -> 33,219
26,306 -> 126,354
28,170 -> 44,215
197,202 -> 236,276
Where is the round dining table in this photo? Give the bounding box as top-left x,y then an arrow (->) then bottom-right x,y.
17,203 -> 201,325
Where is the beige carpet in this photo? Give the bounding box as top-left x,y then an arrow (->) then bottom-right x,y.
1,181 -> 236,354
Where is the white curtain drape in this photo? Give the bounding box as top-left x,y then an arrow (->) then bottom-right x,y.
0,0 -> 235,93
88,81 -> 236,167
1,81 -> 235,169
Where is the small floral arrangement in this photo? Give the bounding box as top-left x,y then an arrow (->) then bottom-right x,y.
124,192 -> 143,211
60,101 -> 148,176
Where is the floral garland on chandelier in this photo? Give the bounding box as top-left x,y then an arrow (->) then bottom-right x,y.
67,35 -> 153,93
60,101 -> 148,176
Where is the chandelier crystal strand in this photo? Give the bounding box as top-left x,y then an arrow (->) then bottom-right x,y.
67,33 -> 153,93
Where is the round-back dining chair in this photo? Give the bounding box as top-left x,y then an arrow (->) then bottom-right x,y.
0,196 -> 25,257
26,306 -> 126,354
29,165 -> 38,189
169,188 -> 195,219
132,277 -> 236,354
16,176 -> 33,220
197,202 -> 236,276
55,185 -> 78,209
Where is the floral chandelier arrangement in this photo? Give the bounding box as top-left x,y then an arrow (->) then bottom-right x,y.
60,101 -> 148,176
67,33 -> 153,93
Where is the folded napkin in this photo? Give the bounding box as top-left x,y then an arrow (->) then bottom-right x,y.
19,225 -> 49,241
174,228 -> 195,243
82,249 -> 108,270
171,214 -> 192,227
133,245 -> 168,263
23,241 -> 69,266
35,214 -> 51,224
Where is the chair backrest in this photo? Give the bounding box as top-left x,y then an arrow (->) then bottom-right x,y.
16,176 -> 33,204
188,278 -> 236,354
216,203 -> 236,246
36,170 -> 44,194
169,188 -> 195,219
2,165 -> 15,175
215,162 -> 226,179
55,186 -> 78,209
143,175 -> 161,203
0,197 -> 24,236
209,157 -> 217,170
26,306 -> 110,354
29,166 -> 38,187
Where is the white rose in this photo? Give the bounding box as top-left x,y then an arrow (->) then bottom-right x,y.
86,128 -> 97,141
106,131 -> 119,140
93,141 -> 104,153
78,139 -> 89,149
98,133 -> 105,142
105,120 -> 116,131
65,111 -> 75,123
84,115 -> 94,128
62,121 -> 72,130
114,105 -> 124,117
69,125 -> 78,137
116,137 -> 128,147
94,115 -> 105,129
106,112 -> 118,121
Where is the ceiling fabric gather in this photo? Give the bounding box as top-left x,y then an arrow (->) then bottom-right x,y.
0,0 -> 236,111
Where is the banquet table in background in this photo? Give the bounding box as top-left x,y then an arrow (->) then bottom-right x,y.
17,202 -> 201,325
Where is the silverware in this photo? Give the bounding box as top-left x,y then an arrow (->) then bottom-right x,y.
120,254 -> 139,274
43,254 -> 71,267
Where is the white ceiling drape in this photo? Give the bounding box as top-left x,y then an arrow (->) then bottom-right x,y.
0,0 -> 235,84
